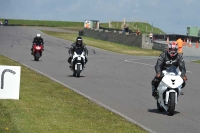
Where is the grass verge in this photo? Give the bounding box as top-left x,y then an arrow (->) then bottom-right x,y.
41,30 -> 161,56
192,60 -> 200,63
100,21 -> 165,34
0,18 -> 83,27
0,18 -> 164,34
59,27 -> 84,31
0,54 -> 148,133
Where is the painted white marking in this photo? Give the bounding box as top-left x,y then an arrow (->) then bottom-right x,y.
125,59 -> 192,73
125,60 -> 155,66
126,57 -> 157,61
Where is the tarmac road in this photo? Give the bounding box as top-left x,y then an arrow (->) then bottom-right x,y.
0,26 -> 200,133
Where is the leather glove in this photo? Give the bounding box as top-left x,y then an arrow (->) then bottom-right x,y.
182,76 -> 187,81
156,73 -> 161,78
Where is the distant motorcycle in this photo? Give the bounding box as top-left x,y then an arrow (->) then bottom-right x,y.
156,66 -> 183,116
32,43 -> 43,61
70,48 -> 86,77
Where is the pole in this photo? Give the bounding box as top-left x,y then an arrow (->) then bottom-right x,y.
152,23 -> 154,33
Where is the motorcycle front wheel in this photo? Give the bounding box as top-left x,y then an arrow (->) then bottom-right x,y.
168,93 -> 176,116
76,64 -> 81,77
34,52 -> 40,61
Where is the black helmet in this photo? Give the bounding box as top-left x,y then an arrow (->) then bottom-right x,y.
76,36 -> 83,47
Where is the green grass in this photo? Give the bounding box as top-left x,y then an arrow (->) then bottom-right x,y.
59,27 -> 84,31
41,30 -> 161,56
192,60 -> 200,63
100,21 -> 165,34
0,18 -> 164,34
0,54 -> 148,133
0,18 -> 84,27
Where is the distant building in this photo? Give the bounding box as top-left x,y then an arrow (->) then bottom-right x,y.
199,30 -> 200,37
187,26 -> 200,37
84,20 -> 99,29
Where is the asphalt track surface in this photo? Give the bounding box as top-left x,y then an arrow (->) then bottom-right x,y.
0,26 -> 200,133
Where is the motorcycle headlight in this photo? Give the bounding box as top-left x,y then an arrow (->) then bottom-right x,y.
36,47 -> 41,50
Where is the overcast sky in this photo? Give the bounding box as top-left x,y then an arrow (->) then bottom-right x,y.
0,0 -> 199,34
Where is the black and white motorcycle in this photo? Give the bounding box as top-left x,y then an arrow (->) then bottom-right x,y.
156,66 -> 184,116
70,48 -> 86,77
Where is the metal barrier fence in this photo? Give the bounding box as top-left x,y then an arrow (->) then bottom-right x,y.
152,42 -> 167,51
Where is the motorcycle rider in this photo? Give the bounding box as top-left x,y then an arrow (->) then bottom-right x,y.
68,36 -> 88,69
31,33 -> 44,55
152,42 -> 187,99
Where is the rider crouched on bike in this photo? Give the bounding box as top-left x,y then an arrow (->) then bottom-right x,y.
68,36 -> 88,69
152,42 -> 187,99
31,33 -> 44,55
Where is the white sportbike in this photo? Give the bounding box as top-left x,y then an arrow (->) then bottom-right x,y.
70,48 -> 86,77
156,66 -> 184,116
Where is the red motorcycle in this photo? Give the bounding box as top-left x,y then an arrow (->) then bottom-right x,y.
32,43 -> 43,61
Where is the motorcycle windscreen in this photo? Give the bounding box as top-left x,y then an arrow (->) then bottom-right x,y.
162,75 -> 183,88
166,66 -> 178,75
75,48 -> 83,55
35,43 -> 42,46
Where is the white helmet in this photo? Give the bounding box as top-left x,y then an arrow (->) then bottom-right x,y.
36,33 -> 41,38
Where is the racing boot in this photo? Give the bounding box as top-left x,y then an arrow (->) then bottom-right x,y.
73,72 -> 76,76
152,86 -> 159,99
31,48 -> 33,55
69,61 -> 74,71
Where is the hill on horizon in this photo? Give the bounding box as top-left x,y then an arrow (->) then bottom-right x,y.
100,21 -> 165,34
0,18 -> 165,34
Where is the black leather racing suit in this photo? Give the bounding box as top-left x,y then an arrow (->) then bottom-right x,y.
68,43 -> 88,65
32,37 -> 44,50
152,51 -> 186,90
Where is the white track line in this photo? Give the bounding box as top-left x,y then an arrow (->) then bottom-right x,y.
125,60 -> 155,66
125,59 -> 192,73
126,57 -> 158,60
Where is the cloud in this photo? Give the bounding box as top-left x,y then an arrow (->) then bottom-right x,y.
66,1 -> 82,12
143,0 -> 161,6
33,0 -> 49,6
185,0 -> 195,4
